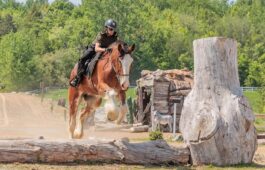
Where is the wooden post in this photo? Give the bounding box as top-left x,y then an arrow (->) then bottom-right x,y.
173,103 -> 176,136
40,82 -> 44,103
64,109 -> 67,122
180,37 -> 257,165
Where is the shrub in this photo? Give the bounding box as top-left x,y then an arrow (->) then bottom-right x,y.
149,130 -> 163,141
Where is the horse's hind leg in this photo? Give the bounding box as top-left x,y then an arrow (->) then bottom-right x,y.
68,87 -> 81,139
74,96 -> 102,139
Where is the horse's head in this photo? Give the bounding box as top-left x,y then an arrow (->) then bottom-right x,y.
110,41 -> 135,90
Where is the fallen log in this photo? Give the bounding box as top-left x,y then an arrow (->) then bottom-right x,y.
130,125 -> 149,132
0,139 -> 190,165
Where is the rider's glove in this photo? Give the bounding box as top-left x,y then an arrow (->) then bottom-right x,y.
105,48 -> 112,53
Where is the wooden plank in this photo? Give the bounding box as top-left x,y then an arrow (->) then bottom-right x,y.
153,108 -> 169,114
154,96 -> 168,101
257,134 -> 265,139
255,114 -> 265,118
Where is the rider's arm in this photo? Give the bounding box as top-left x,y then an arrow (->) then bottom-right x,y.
95,42 -> 107,53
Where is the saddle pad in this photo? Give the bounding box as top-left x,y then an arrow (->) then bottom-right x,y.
86,53 -> 101,77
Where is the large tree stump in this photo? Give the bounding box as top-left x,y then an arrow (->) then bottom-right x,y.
0,139 -> 190,165
179,37 -> 257,165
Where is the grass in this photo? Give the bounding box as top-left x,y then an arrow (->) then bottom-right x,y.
43,87 -> 137,101
243,91 -> 265,132
244,91 -> 264,114
44,88 -> 68,101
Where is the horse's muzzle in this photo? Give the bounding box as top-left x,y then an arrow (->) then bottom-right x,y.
121,82 -> 129,90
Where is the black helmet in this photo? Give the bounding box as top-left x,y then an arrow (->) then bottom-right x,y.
104,19 -> 117,29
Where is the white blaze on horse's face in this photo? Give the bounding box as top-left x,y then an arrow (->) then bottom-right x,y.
119,54 -> 133,90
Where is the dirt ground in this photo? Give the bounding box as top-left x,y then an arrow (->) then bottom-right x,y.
0,93 -> 265,169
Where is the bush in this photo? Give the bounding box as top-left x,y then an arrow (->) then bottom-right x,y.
149,130 -> 163,141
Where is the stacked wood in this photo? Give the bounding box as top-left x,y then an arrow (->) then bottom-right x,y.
0,139 -> 190,165
136,69 -> 193,131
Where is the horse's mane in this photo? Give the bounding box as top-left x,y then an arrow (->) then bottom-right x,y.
109,40 -> 127,49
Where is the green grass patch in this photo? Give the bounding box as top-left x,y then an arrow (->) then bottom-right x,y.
244,91 -> 264,114
43,87 -> 137,104
44,88 -> 68,101
126,87 -> 137,99
244,91 -> 265,132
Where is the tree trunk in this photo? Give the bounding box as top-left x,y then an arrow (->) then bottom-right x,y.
0,139 -> 190,165
179,37 -> 257,165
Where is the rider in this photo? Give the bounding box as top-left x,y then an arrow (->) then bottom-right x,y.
70,19 -> 118,87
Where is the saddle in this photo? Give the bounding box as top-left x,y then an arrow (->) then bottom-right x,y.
85,53 -> 102,77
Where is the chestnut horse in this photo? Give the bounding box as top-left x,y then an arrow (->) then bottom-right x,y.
68,40 -> 135,139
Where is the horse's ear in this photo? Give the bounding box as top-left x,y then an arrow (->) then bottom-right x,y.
129,44 -> 135,53
118,44 -> 122,52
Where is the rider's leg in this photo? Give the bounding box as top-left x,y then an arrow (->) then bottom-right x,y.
70,48 -> 95,87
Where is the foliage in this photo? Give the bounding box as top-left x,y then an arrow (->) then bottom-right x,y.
0,0 -> 264,105
149,130 -> 163,141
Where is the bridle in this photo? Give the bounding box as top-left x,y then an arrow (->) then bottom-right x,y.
110,52 -> 130,83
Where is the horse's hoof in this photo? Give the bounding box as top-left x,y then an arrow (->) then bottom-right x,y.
115,120 -> 121,125
73,131 -> 83,139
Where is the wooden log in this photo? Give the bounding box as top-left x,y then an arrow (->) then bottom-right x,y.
154,87 -> 169,94
137,87 -> 144,123
153,101 -> 169,113
133,123 -> 143,127
0,139 -> 190,165
257,133 -> 265,139
154,92 -> 169,98
169,81 -> 191,91
169,90 -> 191,96
130,125 -> 149,132
180,37 -> 257,166
153,109 -> 168,114
154,95 -> 168,101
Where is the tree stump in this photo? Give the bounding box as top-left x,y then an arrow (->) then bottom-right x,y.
179,37 -> 257,165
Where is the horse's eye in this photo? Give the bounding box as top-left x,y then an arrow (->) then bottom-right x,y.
119,55 -> 124,60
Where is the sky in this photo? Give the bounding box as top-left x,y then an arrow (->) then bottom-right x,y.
16,0 -> 82,5
15,0 -> 235,6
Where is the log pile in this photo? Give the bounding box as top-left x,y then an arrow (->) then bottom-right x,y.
0,139 -> 190,165
136,69 -> 193,132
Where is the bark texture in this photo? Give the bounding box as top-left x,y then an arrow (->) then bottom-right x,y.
0,139 -> 190,165
179,37 -> 257,165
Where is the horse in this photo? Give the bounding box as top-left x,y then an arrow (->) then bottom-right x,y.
68,40 -> 135,139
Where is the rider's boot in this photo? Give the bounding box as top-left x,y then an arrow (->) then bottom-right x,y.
69,75 -> 81,87
70,62 -> 84,87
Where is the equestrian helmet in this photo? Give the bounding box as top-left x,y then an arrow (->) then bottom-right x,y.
105,19 -> 117,29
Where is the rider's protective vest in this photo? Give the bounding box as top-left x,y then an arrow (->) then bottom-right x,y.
91,31 -> 118,49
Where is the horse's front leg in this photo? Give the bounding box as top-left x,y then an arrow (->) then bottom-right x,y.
68,87 -> 81,139
115,90 -> 128,124
74,96 -> 102,139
